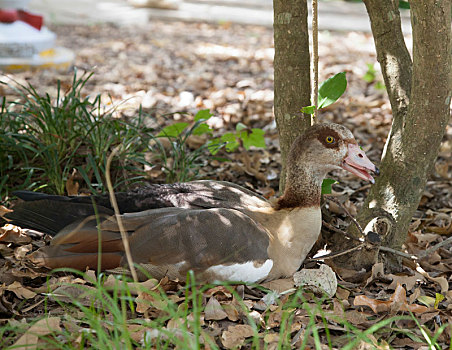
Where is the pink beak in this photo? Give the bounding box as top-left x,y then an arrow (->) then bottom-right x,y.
341,144 -> 379,184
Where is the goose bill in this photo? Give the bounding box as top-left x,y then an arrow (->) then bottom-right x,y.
342,143 -> 377,184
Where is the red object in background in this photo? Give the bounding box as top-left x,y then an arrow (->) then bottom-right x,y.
0,9 -> 43,30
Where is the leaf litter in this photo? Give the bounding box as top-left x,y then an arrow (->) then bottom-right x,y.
0,19 -> 451,348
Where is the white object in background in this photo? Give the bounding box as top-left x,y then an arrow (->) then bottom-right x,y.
0,21 -> 55,57
0,0 -> 31,9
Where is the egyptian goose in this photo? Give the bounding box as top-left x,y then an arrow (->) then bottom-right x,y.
4,123 -> 378,283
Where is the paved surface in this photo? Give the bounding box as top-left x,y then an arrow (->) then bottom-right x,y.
28,0 -> 412,33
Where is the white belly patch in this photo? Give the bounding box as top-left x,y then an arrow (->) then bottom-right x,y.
204,259 -> 274,283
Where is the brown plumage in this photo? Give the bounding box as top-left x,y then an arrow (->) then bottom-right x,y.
4,123 -> 378,282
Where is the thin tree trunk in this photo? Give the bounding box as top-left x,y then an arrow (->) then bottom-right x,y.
273,0 -> 311,191
342,0 -> 451,270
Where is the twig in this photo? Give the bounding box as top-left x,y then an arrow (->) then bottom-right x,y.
106,146 -> 139,283
323,197 -> 452,261
308,243 -> 365,261
417,235 -> 452,259
312,0 -> 319,124
378,246 -> 417,260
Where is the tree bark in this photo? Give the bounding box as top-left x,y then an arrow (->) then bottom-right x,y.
273,0 -> 311,191
342,0 -> 452,270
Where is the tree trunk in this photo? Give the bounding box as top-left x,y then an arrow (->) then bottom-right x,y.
341,0 -> 452,271
273,0 -> 311,191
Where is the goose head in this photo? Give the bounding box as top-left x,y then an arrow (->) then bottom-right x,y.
279,123 -> 378,208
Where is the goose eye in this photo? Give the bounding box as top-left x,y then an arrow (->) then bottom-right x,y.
325,136 -> 335,144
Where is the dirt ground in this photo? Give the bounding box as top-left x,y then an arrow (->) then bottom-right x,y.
1,20 -> 452,348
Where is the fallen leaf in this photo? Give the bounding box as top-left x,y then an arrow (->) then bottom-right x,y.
387,273 -> 421,291
416,266 -> 449,294
136,290 -> 169,313
260,278 -> 294,294
0,206 -> 13,218
14,244 -> 32,260
263,332 -> 280,344
365,262 -> 385,287
0,224 -> 32,244
222,302 -> 240,321
353,284 -> 430,314
49,284 -> 100,307
6,281 -> 36,299
204,296 -> 228,320
335,286 -> 350,300
66,169 -> 80,196
144,328 -> 201,345
221,324 -> 254,349
204,285 -> 233,298
103,275 -> 158,295
12,317 -> 61,349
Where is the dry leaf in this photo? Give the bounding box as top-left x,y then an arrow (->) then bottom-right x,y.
0,224 -> 31,244
136,290 -> 168,313
345,310 -> 369,325
354,284 -> 430,314
14,244 -> 32,260
6,281 -> 37,299
387,273 -> 421,291
335,286 -> 350,300
263,332 -> 280,344
222,302 -> 240,321
204,296 -> 228,320
204,285 -> 233,298
260,278 -> 294,294
144,328 -> 201,345
128,324 -> 146,343
221,324 -> 254,349
416,266 -> 449,294
49,284 -> 99,306
365,262 -> 385,287
0,205 -> 13,218
66,169 -> 80,196
103,275 -> 158,295
12,317 -> 61,349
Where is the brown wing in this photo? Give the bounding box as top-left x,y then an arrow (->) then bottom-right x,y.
103,207 -> 271,268
30,207 -> 271,278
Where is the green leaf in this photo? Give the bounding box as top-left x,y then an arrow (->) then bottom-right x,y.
434,293 -> 445,309
192,123 -> 212,136
220,133 -> 236,143
240,128 -> 266,150
375,81 -> 386,90
362,72 -> 374,83
194,109 -> 213,121
235,122 -> 247,131
221,133 -> 240,152
321,178 -> 337,195
318,72 -> 347,109
157,122 -> 188,138
363,63 -> 376,83
417,295 -> 436,308
399,0 -> 410,9
207,138 -> 222,155
301,105 -> 315,114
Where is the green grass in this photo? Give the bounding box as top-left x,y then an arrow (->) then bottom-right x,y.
0,71 -> 156,199
0,71 -> 224,202
2,268 -> 448,349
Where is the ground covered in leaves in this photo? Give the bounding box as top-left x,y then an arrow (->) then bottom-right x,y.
1,20 -> 452,348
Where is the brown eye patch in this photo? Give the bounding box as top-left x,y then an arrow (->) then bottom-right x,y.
316,128 -> 341,149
